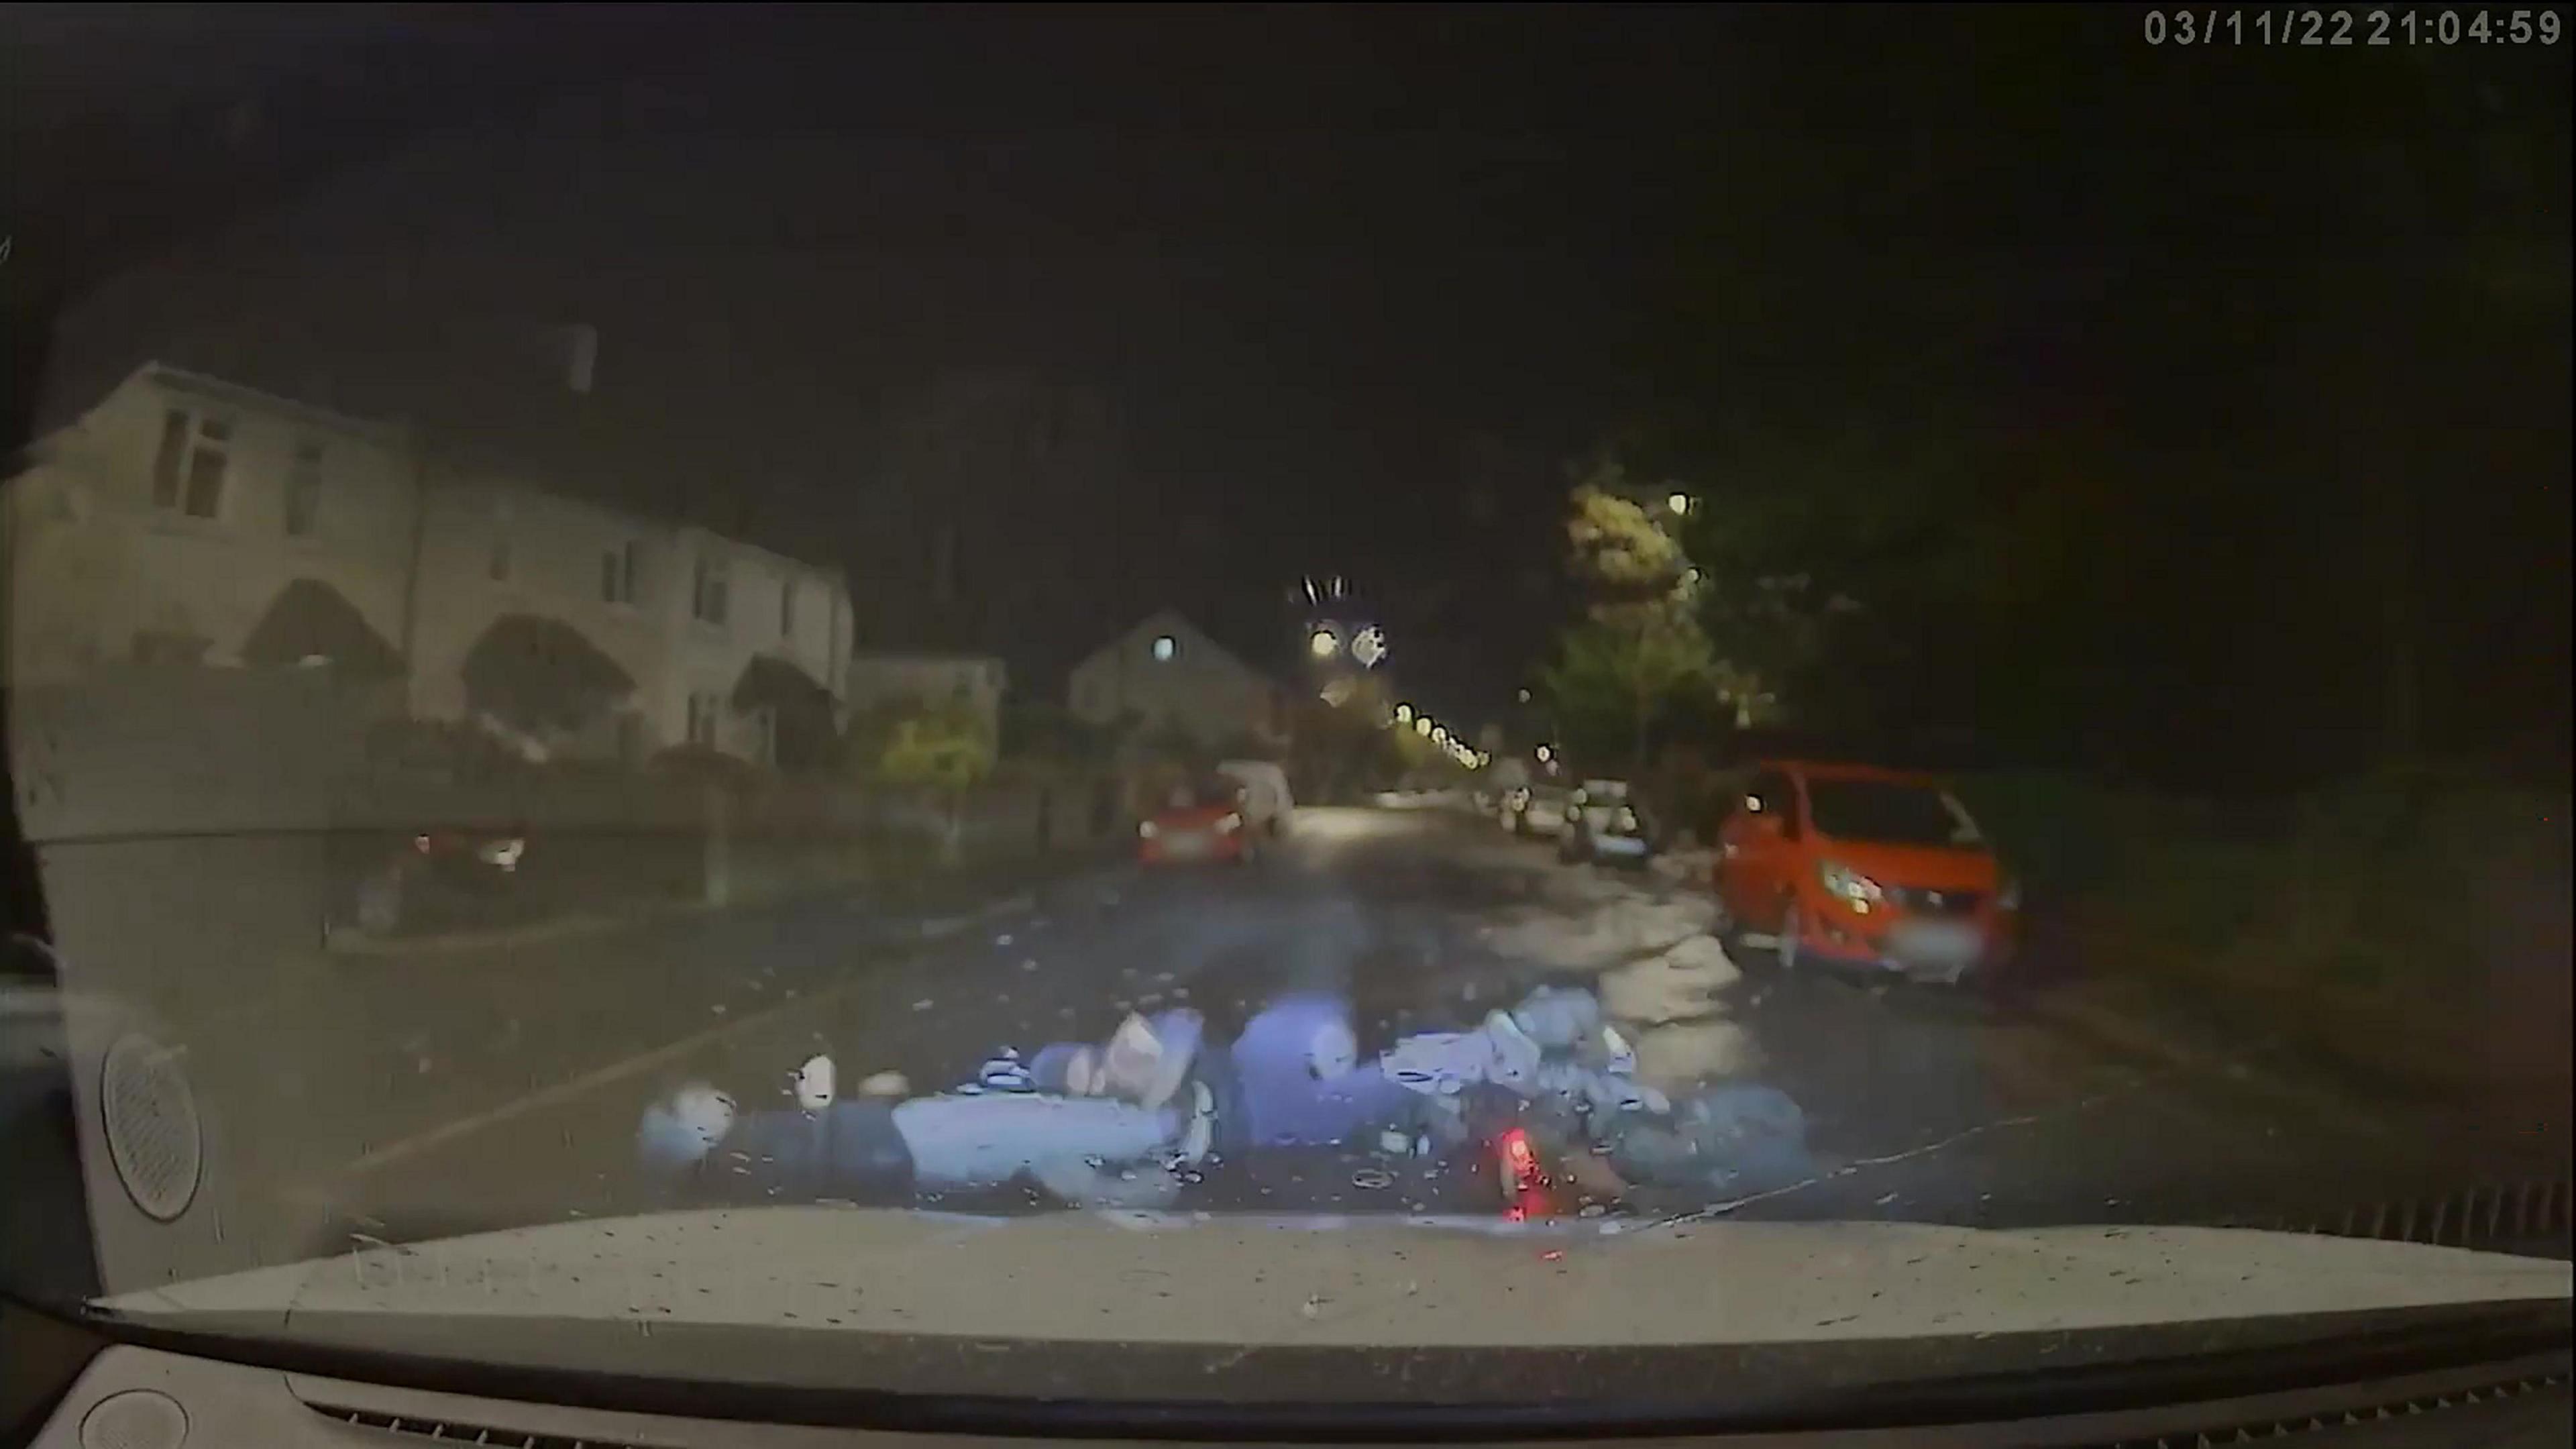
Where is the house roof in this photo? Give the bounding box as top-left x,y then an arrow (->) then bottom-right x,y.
53,360 -> 848,582
1080,609 -> 1283,687
141,364 -> 415,446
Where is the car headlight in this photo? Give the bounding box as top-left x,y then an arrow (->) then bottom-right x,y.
1218,812 -> 1243,833
1998,875 -> 2023,910
1138,820 -> 1159,839
1818,859 -> 1883,912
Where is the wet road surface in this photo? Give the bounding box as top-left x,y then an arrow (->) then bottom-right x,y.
292,806 -> 2569,1256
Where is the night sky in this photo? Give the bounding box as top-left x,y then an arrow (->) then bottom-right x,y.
7,5 -> 2568,741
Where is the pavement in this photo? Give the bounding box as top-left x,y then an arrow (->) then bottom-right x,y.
264,806 -> 2569,1261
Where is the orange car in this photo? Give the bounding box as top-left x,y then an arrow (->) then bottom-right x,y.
1137,777 -> 1256,866
1713,761 -> 2019,986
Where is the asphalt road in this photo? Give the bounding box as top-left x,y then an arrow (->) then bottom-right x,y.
296,805 -> 2571,1259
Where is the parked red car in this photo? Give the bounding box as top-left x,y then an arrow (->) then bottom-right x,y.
1713,761 -> 2019,986
1138,777 -> 1257,866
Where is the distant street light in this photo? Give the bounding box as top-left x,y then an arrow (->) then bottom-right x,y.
1667,492 -> 1691,517
1309,628 -> 1340,659
1515,688 -> 1532,703
1535,745 -> 1552,763
1394,703 -> 1413,723
1432,727 -> 1448,744
1415,717 -> 1433,737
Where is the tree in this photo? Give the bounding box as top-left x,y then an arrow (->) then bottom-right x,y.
1540,460 -> 1725,773
1601,21 -> 2569,786
1539,617 -> 1713,773
877,700 -> 996,863
1659,419 -> 1975,747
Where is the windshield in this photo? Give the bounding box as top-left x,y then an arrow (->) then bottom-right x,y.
2,3 -> 2567,1412
1805,780 -> 1982,848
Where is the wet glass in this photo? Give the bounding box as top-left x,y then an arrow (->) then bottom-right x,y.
0,2 -> 2567,1409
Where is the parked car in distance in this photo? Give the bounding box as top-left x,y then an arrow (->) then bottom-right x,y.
1560,778 -> 1654,865
1138,777 -> 1257,866
341,823 -> 533,937
1216,759 -> 1295,837
1713,761 -> 2019,986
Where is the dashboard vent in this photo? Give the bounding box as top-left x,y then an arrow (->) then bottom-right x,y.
99,1032 -> 203,1223
2215,1178 -> 2573,1258
315,1373 -> 2572,1449
311,1403 -> 648,1448
2084,1369 -> 2571,1449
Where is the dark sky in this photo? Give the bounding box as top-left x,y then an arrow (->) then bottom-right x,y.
7,5 -> 2568,732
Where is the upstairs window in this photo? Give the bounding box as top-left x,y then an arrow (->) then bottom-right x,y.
692,553 -> 729,625
602,541 -> 640,604
152,409 -> 231,519
283,439 -> 323,536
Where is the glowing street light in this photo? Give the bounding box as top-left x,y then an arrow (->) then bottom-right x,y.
1394,703 -> 1413,723
1308,628 -> 1340,660
1432,727 -> 1448,744
1666,492 -> 1691,517
1415,717 -> 1433,737
1515,688 -> 1532,704
1534,745 -> 1552,763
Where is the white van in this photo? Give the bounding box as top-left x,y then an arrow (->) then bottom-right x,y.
1216,759 -> 1296,837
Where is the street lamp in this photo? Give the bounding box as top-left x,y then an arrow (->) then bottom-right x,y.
1667,492 -> 1690,517
1515,688 -> 1532,704
1394,703 -> 1413,723
1415,717 -> 1433,737
1535,745 -> 1552,763
1308,628 -> 1340,660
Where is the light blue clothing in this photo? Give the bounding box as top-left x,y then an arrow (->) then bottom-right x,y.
1228,994 -> 1417,1148
892,1093 -> 1181,1189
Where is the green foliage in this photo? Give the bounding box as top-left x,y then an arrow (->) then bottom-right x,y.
1537,458 -> 1737,771
1539,618 -> 1707,770
1566,466 -> 1687,597
878,702 -> 996,795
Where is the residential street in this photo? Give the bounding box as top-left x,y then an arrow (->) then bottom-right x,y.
292,804 -> 2571,1260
